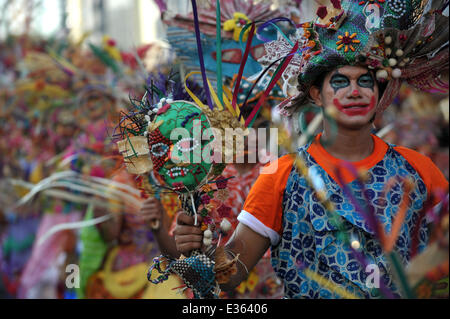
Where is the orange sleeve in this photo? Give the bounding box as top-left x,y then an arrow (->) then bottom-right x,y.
237,154 -> 294,245
394,146 -> 449,205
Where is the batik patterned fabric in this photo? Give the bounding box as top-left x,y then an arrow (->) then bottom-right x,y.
271,142 -> 429,298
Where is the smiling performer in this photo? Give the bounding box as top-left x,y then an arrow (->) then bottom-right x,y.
174,0 -> 449,299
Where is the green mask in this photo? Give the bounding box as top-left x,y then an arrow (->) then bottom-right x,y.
148,101 -> 214,192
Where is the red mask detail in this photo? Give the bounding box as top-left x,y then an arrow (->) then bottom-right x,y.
148,128 -> 172,171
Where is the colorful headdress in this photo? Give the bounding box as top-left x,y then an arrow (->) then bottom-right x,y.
162,0 -> 285,80
256,0 -> 449,116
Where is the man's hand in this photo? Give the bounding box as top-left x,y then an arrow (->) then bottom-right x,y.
139,197 -> 164,230
173,213 -> 204,255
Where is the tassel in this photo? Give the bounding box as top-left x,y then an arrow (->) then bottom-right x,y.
214,246 -> 239,284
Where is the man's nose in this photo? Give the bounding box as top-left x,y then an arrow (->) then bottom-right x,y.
348,82 -> 362,98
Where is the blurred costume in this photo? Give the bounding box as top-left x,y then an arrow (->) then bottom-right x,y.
0,215 -> 40,297
83,170 -> 186,299
17,213 -> 81,299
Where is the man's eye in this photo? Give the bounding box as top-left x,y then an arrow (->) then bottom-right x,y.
330,75 -> 350,88
358,75 -> 374,88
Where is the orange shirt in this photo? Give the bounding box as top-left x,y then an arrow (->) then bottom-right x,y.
238,134 -> 448,245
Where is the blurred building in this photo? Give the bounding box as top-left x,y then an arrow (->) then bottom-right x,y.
1,0 -> 318,49
67,0 -> 163,48
0,0 -> 67,40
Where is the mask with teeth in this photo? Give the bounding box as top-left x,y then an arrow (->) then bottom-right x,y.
148,100 -> 215,192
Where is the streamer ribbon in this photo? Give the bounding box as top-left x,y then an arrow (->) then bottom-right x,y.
245,41 -> 299,127
232,23 -> 256,112
216,0 -> 223,105
36,211 -> 112,247
184,71 -> 246,126
191,0 -> 214,110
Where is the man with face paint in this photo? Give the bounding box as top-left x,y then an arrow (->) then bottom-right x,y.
173,0 -> 449,299
309,66 -> 380,163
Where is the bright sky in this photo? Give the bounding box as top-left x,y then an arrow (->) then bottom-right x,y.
35,0 -> 64,36
0,0 -> 63,38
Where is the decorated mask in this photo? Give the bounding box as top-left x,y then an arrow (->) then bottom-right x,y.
114,71 -> 242,196
147,100 -> 215,192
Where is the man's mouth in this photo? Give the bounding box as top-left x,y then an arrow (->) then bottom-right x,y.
341,103 -> 369,109
333,96 -> 376,116
167,166 -> 188,179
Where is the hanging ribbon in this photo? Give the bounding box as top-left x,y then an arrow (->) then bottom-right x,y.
14,171 -> 78,207
303,268 -> 360,299
12,171 -> 143,211
191,0 -> 214,110
222,84 -> 245,124
245,41 -> 299,127
255,17 -> 297,44
232,23 -> 257,113
216,0 -> 223,105
239,44 -> 312,125
10,180 -> 124,211
184,71 -> 246,126
48,48 -> 77,77
387,252 -> 416,298
36,210 -> 112,247
378,177 -> 414,253
184,71 -> 223,111
333,163 -> 406,299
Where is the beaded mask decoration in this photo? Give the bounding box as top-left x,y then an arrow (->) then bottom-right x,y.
254,0 -> 449,116
148,101 -> 213,192
115,93 -> 243,193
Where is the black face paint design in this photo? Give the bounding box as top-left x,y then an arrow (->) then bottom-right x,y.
357,73 -> 375,92
329,72 -> 350,94
330,71 -> 376,94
